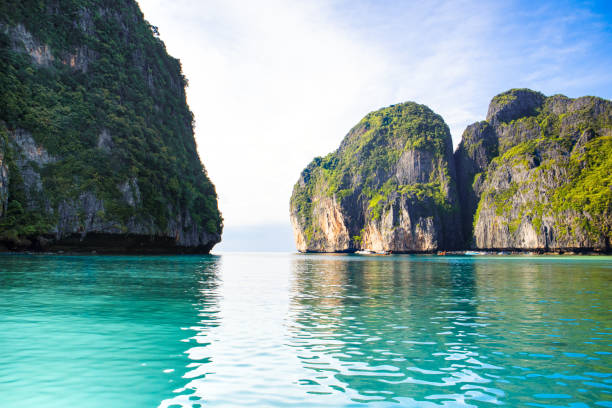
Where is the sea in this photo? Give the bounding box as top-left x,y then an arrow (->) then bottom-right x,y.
0,252 -> 611,407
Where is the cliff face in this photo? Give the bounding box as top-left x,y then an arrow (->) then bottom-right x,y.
290,103 -> 462,252
455,89 -> 611,251
292,90 -> 610,253
0,0 -> 222,252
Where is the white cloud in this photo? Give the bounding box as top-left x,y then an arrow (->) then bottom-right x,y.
137,0 -> 612,230
138,0 -> 390,227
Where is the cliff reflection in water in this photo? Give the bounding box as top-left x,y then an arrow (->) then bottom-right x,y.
2,253 -> 609,408
0,254 -> 222,408
287,255 -> 612,406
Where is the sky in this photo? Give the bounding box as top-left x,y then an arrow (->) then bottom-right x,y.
136,0 -> 612,251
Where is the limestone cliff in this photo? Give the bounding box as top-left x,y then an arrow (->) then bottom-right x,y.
0,0 -> 222,253
292,90 -> 610,253
290,102 -> 462,252
455,89 -> 611,251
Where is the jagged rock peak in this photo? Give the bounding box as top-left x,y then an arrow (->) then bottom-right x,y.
456,89 -> 611,252
486,88 -> 546,126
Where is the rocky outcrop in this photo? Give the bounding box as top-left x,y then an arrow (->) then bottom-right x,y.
455,89 -> 611,251
0,0 -> 222,253
0,136 -> 8,217
290,195 -> 351,253
4,23 -> 55,66
290,102 -> 462,252
0,125 -> 220,252
454,121 -> 498,242
292,89 -> 610,253
486,89 -> 546,126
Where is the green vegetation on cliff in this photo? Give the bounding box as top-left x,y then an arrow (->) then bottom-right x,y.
468,89 -> 612,248
0,125 -> 52,243
291,102 -> 461,252
294,104 -> 442,218
552,135 -> 612,239
0,0 -> 222,245
335,103 -> 448,187
291,103 -> 453,215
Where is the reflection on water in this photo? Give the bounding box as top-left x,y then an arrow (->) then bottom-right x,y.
287,255 -> 612,407
0,254 -> 221,408
0,254 -> 611,407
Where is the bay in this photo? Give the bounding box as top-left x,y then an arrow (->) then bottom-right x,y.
0,253 -> 611,407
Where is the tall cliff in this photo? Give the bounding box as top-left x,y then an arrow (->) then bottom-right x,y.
0,0 -> 222,252
455,89 -> 611,251
292,90 -> 610,253
290,102 -> 462,252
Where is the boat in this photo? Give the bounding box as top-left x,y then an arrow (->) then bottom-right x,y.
355,250 -> 390,256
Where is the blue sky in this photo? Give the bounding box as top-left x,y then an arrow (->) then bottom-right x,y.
136,0 -> 611,251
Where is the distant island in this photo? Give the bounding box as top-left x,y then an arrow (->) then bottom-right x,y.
0,0 -> 222,253
290,89 -> 611,253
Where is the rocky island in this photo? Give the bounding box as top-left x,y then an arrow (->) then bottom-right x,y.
291,89 -> 611,253
0,0 -> 222,253
290,102 -> 463,253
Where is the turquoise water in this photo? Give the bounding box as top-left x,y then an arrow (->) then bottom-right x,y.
0,253 -> 611,407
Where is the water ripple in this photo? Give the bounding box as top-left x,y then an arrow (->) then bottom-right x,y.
0,253 -> 610,407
